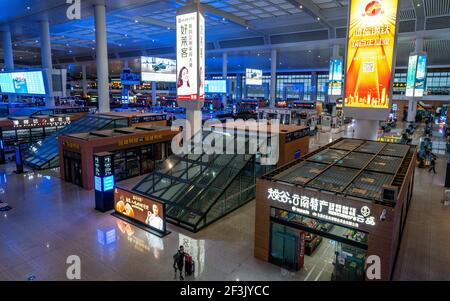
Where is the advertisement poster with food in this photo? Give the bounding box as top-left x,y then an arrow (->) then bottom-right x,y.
114,187 -> 165,233
344,0 -> 398,109
176,11 -> 205,101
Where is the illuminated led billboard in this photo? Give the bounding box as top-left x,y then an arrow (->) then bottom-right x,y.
141,57 -> 176,83
328,58 -> 343,96
344,0 -> 399,115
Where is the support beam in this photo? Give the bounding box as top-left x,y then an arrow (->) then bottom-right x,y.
412,0 -> 425,31
286,0 -> 334,30
222,52 -> 228,108
2,28 -> 16,101
40,20 -> 54,107
270,49 -> 277,107
82,64 -> 88,98
115,15 -> 174,30
94,3 -> 110,113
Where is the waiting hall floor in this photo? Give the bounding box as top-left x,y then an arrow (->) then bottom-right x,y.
0,123 -> 450,281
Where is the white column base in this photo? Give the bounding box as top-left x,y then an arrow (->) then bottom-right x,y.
407,99 -> 417,123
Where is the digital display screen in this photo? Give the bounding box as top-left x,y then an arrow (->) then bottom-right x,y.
344,0 -> 398,109
103,175 -> 114,191
114,187 -> 166,233
0,71 -> 47,95
328,59 -> 343,96
405,55 -> 417,97
141,56 -> 176,82
204,80 -> 227,93
246,69 -> 263,86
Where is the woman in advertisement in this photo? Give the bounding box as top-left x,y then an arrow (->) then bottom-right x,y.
177,66 -> 191,96
145,203 -> 164,231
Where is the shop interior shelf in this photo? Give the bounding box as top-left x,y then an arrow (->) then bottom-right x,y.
307,166 -> 359,192
379,144 -> 410,158
335,152 -> 375,169
366,155 -> 402,174
355,141 -> 386,154
307,149 -> 349,164
274,161 -> 328,185
330,139 -> 365,151
345,171 -> 394,201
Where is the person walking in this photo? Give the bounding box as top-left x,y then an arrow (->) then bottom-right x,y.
428,155 -> 437,174
173,245 -> 185,280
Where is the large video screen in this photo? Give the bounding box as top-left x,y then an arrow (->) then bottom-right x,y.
114,187 -> 166,233
246,69 -> 263,86
328,59 -> 343,96
205,80 -> 227,94
344,0 -> 398,110
0,71 -> 47,95
141,56 -> 176,82
415,54 -> 427,97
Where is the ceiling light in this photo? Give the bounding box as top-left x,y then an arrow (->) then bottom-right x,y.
35,40 -> 38,43
19,56 -> 23,59
257,53 -> 260,56
318,55 -> 321,58
246,26 -> 249,30
118,44 -> 122,47
317,17 -> 321,21
299,5 -> 303,9
417,3 -> 421,6
134,20 -> 139,23
308,50 -> 312,53
167,27 -> 171,30
222,17 -> 226,21
27,6 -> 31,10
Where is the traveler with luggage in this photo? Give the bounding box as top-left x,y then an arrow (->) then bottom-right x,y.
184,253 -> 195,277
173,245 -> 185,280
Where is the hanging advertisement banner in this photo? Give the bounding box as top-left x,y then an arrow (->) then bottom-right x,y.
414,54 -> 427,97
405,55 -> 418,97
328,58 -> 343,96
344,0 -> 399,119
176,10 -> 205,102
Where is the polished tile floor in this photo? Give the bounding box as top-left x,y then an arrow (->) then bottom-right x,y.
0,123 -> 449,281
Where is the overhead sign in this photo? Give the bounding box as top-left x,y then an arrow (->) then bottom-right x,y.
176,11 -> 205,101
267,188 -> 376,228
344,0 -> 399,112
328,58 -> 343,96
246,69 -> 263,86
141,57 -> 176,83
114,187 -> 166,233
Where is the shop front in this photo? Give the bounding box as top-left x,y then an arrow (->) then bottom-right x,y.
254,138 -> 416,280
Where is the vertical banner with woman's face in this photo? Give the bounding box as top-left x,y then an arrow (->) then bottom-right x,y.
176,10 -> 205,102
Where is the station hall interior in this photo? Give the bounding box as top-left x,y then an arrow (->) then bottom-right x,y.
1,0 -> 450,282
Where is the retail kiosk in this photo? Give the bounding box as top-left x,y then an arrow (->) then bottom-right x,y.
254,138 -> 416,280
59,125 -> 179,189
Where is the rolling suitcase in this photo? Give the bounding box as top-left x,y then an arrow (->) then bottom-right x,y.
185,255 -> 194,276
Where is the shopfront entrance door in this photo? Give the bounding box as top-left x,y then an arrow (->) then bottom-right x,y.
63,151 -> 82,187
269,223 -> 299,271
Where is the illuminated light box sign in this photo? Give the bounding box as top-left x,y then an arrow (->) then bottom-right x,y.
414,54 -> 427,97
246,69 -> 263,86
344,0 -> 399,116
141,57 -> 176,83
0,71 -> 47,95
267,188 -> 376,228
204,80 -> 227,94
120,68 -> 141,85
114,187 -> 167,234
405,55 -> 418,97
176,10 -> 205,102
328,58 -> 343,96
12,116 -> 71,128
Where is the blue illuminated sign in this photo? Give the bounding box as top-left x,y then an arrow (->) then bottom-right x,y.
103,175 -> 114,191
97,228 -> 117,246
205,80 -> 227,93
0,140 -> 3,150
94,176 -> 102,191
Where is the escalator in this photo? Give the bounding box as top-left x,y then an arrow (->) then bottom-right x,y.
132,129 -> 256,232
25,114 -> 129,170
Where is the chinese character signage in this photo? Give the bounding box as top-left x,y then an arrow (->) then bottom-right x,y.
344,0 -> 399,110
267,188 -> 376,228
176,11 -> 205,102
114,187 -> 166,233
328,58 -> 343,96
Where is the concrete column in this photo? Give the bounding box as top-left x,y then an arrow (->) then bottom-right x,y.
186,109 -> 202,137
94,3 -> 110,113
353,119 -> 379,140
2,29 -> 16,101
222,52 -> 228,109
151,81 -> 157,106
40,20 -> 54,106
236,73 -> 242,103
270,49 -> 277,107
407,99 -> 417,123
415,38 -> 424,53
124,60 -> 129,69
81,64 -> 88,98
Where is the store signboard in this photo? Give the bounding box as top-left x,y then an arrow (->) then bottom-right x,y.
267,188 -> 376,228
0,71 -> 47,95
405,55 -> 418,97
246,69 -> 263,86
415,54 -> 427,97
114,187 -> 166,233
344,0 -> 399,119
176,11 -> 205,102
328,58 -> 343,96
141,57 -> 176,83
12,116 -> 71,128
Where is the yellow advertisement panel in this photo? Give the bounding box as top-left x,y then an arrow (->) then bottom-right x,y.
344,0 -> 398,109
